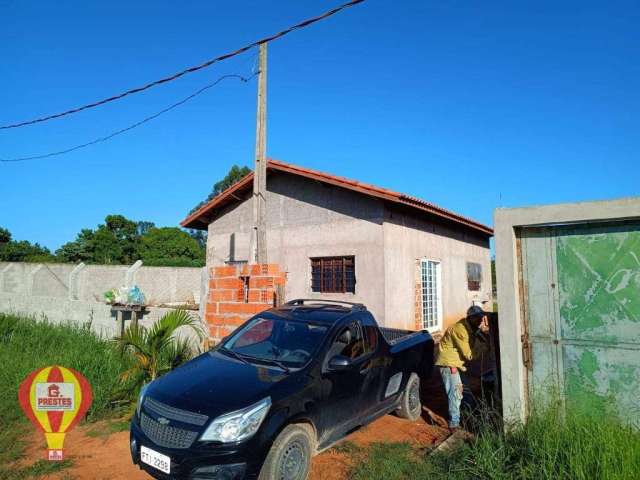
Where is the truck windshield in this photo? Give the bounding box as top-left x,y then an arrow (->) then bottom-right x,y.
222,317 -> 329,369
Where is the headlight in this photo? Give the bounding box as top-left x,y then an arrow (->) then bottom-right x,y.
136,383 -> 149,418
200,397 -> 271,443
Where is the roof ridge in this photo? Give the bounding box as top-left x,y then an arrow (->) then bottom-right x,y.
181,159 -> 493,236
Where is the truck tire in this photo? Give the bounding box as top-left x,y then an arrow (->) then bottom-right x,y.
258,423 -> 315,480
396,372 -> 422,421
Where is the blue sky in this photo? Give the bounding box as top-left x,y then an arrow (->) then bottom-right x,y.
1,1 -> 638,251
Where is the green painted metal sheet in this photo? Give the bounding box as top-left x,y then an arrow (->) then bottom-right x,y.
557,223 -> 640,344
522,222 -> 640,426
556,223 -> 640,424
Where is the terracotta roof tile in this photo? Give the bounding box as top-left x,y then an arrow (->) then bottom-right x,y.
181,159 -> 493,236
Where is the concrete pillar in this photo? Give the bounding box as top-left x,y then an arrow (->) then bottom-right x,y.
0,264 -> 12,293
198,266 -> 209,329
27,265 -> 44,296
68,263 -> 86,301
125,260 -> 143,288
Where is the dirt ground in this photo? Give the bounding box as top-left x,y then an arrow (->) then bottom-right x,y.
23,373 -> 453,480
24,412 -> 447,480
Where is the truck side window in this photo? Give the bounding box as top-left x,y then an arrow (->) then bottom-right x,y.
363,324 -> 378,353
330,322 -> 365,360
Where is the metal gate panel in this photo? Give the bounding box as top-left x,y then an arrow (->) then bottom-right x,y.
521,221 -> 640,425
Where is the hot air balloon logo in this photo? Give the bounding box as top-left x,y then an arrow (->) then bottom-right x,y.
18,365 -> 93,461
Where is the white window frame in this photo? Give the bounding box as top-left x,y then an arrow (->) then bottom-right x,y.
420,259 -> 443,332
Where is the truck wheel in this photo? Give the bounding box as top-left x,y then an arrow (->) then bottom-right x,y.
258,424 -> 315,480
396,372 -> 422,421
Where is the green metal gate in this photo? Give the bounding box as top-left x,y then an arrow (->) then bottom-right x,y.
520,221 -> 640,425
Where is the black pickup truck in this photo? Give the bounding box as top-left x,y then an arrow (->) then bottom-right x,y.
130,299 -> 434,480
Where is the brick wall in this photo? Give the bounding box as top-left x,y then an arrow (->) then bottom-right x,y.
205,264 -> 286,341
414,259 -> 423,331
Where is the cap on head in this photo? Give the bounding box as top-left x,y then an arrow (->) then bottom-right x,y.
467,305 -> 486,318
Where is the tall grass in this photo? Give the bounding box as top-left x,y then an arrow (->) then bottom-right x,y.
350,405 -> 640,480
428,406 -> 640,479
0,313 -> 135,471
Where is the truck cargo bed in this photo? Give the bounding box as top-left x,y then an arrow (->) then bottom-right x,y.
380,327 -> 421,345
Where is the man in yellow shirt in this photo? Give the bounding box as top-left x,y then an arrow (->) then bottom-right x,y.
435,306 -> 490,429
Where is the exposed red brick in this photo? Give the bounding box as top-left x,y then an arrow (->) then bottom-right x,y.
210,290 -> 235,302
249,277 -> 274,289
205,313 -> 226,325
247,290 -> 261,303
260,264 -> 282,276
218,326 -> 236,338
211,277 -> 244,290
213,266 -> 238,278
218,302 -> 271,315
221,315 -> 247,327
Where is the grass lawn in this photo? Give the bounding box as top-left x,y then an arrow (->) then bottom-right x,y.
346,407 -> 640,480
0,313 -> 135,479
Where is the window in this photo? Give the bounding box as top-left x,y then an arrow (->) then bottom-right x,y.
225,317 -> 329,369
327,321 -> 366,361
466,262 -> 482,291
311,256 -> 356,293
421,259 -> 442,331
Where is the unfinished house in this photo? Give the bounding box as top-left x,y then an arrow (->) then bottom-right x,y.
182,160 -> 493,337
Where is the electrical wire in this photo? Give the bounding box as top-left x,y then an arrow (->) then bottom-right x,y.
0,0 -> 365,130
0,73 -> 256,162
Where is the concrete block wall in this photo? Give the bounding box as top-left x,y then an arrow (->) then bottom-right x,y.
0,261 -> 204,339
205,264 -> 286,341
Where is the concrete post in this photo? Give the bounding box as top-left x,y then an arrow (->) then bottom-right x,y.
125,260 -> 143,288
198,266 -> 209,326
27,265 -> 44,297
68,262 -> 86,301
0,264 -> 12,293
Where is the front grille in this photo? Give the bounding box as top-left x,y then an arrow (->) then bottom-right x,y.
144,397 -> 209,426
140,412 -> 199,449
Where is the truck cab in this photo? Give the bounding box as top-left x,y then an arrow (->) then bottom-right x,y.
130,300 -> 433,480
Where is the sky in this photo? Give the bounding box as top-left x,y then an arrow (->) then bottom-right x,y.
1,0 -> 638,251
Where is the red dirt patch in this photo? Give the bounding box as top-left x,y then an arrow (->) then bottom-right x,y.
20,412 -> 447,480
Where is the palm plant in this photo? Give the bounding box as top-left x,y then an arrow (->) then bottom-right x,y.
114,309 -> 205,389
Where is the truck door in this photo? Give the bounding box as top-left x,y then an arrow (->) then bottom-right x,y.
358,312 -> 388,416
318,321 -> 370,443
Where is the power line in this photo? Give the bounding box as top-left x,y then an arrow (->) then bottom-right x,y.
0,73 -> 256,163
0,0 -> 365,131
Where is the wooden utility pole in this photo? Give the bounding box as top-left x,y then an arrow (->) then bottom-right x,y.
250,43 -> 268,264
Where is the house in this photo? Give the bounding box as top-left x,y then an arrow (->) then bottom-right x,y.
182,160 -> 493,335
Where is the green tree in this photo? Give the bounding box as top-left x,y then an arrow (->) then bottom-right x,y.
136,221 -> 155,236
56,229 -> 95,263
0,227 -> 55,262
115,310 -> 204,385
139,227 -> 205,267
187,229 -> 207,249
190,164 -> 251,213
56,215 -> 140,265
0,228 -> 11,244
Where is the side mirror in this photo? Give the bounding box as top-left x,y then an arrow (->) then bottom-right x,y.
328,355 -> 352,371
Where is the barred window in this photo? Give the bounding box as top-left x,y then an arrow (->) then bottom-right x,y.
467,262 -> 482,291
311,256 -> 356,293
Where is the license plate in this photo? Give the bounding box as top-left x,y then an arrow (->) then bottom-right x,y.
140,445 -> 171,474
